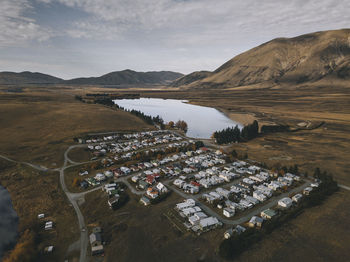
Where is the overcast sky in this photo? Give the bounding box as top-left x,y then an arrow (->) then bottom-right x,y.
0,0 -> 349,79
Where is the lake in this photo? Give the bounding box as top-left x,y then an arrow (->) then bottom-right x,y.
0,186 -> 18,259
113,98 -> 242,138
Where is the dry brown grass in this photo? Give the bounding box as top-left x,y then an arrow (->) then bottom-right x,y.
236,190 -> 350,262
0,88 -> 153,167
81,188 -> 224,262
0,159 -> 79,262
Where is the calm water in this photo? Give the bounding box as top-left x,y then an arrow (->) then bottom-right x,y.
114,98 -> 242,138
0,186 -> 18,259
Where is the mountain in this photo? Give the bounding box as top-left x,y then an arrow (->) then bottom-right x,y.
0,71 -> 63,85
170,71 -> 212,87
65,70 -> 183,85
0,70 -> 183,86
178,29 -> 350,89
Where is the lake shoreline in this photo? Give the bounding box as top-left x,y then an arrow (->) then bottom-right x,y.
114,97 -> 242,139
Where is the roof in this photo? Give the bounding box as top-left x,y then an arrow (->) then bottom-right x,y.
199,217 -> 219,228
89,233 -> 102,244
249,216 -> 264,224
261,208 -> 277,217
91,245 -> 104,252
278,197 -> 293,205
92,227 -> 102,234
140,196 -> 151,203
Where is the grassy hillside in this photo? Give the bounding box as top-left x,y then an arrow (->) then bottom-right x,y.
180,29 -> 350,88
0,71 -> 63,85
65,70 -> 183,85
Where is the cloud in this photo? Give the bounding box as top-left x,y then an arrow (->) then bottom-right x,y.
2,0 -> 350,78
44,0 -> 350,45
0,0 -> 53,46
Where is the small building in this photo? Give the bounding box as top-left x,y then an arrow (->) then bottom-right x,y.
260,209 -> 277,220
278,197 -> 293,209
146,188 -> 159,199
292,193 -> 303,203
248,216 -> 264,228
91,245 -> 104,256
108,195 -> 120,208
95,173 -> 106,182
223,207 -> 235,218
156,182 -> 168,194
303,187 -> 313,195
199,217 -> 220,231
140,196 -> 151,206
89,232 -> 102,247
45,221 -> 53,230
138,180 -> 149,190
176,199 -> 196,210
44,246 -> 54,253
234,225 -> 246,235
224,228 -> 233,239
131,175 -> 140,183
92,227 -> 102,234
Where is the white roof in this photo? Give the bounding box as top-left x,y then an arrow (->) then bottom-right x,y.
278,197 -> 293,206
199,217 -> 219,228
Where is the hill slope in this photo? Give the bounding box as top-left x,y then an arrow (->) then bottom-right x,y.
181,29 -> 350,88
0,71 -> 63,85
65,70 -> 183,85
170,71 -> 212,87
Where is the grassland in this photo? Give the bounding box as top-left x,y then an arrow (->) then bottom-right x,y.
81,186 -> 225,262
0,159 -> 79,262
1,83 -> 349,261
0,86 -> 153,168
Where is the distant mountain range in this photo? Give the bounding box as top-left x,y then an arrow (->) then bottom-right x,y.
175,29 -> 350,89
0,69 -> 183,86
1,29 -> 349,89
65,70 -> 183,85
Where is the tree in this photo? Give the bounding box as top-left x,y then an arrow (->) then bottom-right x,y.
72,178 -> 81,187
168,121 -> 175,128
175,120 -> 188,133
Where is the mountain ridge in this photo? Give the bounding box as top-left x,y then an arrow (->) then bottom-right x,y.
0,69 -> 184,86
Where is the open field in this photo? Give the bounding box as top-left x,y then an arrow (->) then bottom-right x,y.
0,159 -> 79,262
1,83 -> 349,261
236,189 -> 350,262
81,187 -> 225,262
0,87 -> 154,168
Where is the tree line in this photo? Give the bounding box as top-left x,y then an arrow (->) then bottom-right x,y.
213,120 -> 259,144
76,96 -> 189,132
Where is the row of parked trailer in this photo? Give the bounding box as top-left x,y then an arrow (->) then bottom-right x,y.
202,169 -> 302,218
175,199 -> 222,234
87,133 -> 183,156
82,130 -> 173,144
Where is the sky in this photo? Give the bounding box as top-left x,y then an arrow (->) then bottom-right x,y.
0,0 -> 349,79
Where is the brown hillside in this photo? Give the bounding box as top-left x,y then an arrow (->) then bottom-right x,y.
183,29 -> 350,88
